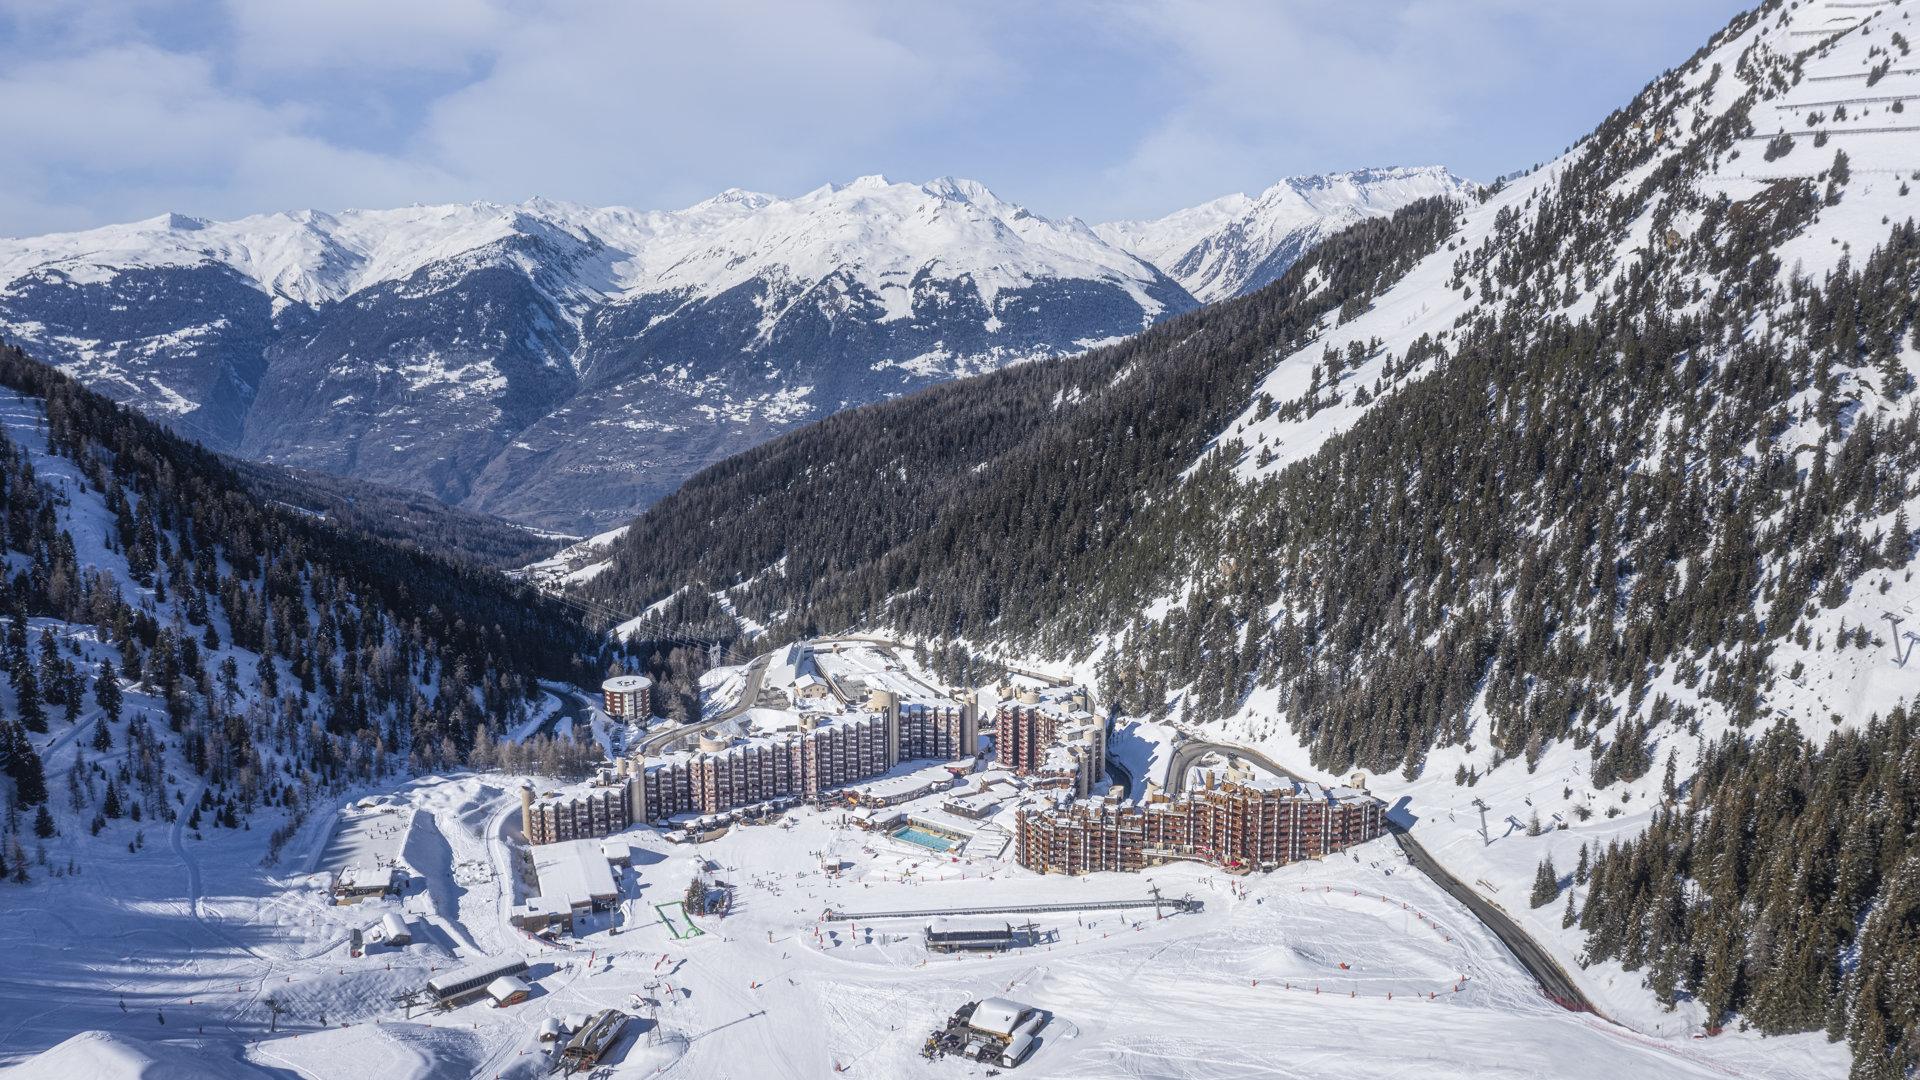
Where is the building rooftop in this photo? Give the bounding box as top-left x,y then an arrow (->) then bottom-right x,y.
602,674 -> 653,693
813,642 -> 951,702
927,916 -> 1011,936
487,976 -> 531,1001
336,864 -> 399,891
946,792 -> 1004,816
856,771 -> 947,803
529,839 -> 619,911
765,642 -> 818,690
970,997 -> 1032,1038
647,707 -> 890,769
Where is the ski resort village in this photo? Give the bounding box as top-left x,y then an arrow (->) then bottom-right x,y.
0,624 -> 1856,1079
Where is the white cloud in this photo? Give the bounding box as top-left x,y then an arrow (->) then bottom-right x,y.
416,0 -> 1003,209
1082,0 -> 1750,218
0,0 -> 1754,235
223,0 -> 507,77
0,46 -> 294,171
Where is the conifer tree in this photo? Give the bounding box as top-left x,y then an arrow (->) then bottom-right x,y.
0,722 -> 47,806
1530,856 -> 1559,908
94,660 -> 121,722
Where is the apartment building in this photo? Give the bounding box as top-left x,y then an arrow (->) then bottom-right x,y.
1014,777 -> 1385,875
994,687 -> 1106,799
519,781 -> 635,846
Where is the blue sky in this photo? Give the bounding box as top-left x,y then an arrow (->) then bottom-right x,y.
0,0 -> 1752,236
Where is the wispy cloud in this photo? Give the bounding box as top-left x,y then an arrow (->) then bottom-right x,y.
0,0 -> 1752,236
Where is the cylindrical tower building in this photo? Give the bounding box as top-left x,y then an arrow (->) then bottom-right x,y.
602,675 -> 654,721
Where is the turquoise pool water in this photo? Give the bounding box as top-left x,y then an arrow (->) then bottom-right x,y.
892,825 -> 960,852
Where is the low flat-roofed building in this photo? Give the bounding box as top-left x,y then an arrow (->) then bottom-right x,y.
850,807 -> 908,831
512,839 -> 621,932
332,864 -> 402,903
426,957 -> 530,1007
926,917 -> 1016,953
851,768 -> 949,807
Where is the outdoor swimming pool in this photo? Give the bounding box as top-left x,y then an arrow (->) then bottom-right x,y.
892,825 -> 962,852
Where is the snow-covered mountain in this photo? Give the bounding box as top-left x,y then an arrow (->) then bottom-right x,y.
1095,166 -> 1477,303
0,177 -> 1195,531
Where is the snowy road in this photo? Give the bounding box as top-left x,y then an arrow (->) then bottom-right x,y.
1388,821 -> 1596,1014
634,653 -> 769,756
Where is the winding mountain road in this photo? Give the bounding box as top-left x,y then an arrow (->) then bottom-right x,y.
633,655 -> 769,757
1163,739 -> 1300,794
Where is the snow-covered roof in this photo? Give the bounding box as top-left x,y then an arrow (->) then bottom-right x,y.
970,997 -> 1032,1038
765,642 -> 817,690
335,864 -> 398,891
602,675 -> 652,693
530,840 -> 619,910
928,916 -> 1010,936
487,976 -> 531,1001
428,957 -> 529,996
857,772 -> 944,801
1001,1030 -> 1036,1065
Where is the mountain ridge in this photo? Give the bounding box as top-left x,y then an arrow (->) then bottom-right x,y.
1094,165 -> 1477,302
0,170 -> 1456,531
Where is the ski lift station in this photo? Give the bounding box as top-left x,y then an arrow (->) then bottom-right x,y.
424,957 -> 531,1009
923,916 -> 1017,954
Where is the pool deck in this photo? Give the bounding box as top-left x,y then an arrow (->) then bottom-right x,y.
891,825 -> 963,853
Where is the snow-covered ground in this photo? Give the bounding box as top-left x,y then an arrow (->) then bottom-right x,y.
1104,719 -> 1177,793
516,525 -> 630,592
1,766 -> 1849,1079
